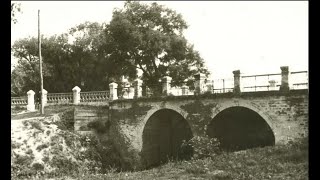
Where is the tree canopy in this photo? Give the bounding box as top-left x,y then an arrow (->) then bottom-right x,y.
11,3 -> 21,24
106,1 -> 209,87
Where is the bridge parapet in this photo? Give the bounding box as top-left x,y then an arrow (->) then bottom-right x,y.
11,66 -> 308,112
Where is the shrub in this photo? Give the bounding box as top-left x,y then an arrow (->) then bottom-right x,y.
32,162 -> 44,170
36,144 -> 49,151
29,121 -> 42,131
182,135 -> 221,160
55,109 -> 75,131
87,120 -> 109,133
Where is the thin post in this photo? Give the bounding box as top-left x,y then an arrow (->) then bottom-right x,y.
38,10 -> 44,114
223,79 -> 225,93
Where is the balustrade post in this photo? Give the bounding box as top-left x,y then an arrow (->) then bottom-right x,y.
27,90 -> 35,111
134,79 -> 143,98
269,80 -> 276,91
109,82 -> 118,100
280,66 -> 290,92
181,85 -> 189,95
233,70 -> 241,95
194,73 -> 206,95
206,79 -> 214,93
162,76 -> 172,96
39,89 -> 48,106
72,86 -> 81,105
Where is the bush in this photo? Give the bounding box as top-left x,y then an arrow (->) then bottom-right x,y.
55,109 -> 75,131
29,121 -> 42,131
36,144 -> 49,151
87,120 -> 110,133
182,135 -> 221,160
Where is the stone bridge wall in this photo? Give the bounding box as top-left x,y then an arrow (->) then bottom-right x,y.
108,90 -> 308,169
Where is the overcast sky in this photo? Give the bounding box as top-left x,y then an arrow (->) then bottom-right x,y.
11,1 -> 308,79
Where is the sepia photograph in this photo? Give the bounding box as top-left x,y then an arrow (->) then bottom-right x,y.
11,1 -> 308,179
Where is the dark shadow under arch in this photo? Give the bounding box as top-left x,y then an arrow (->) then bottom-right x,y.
141,109 -> 193,169
207,106 -> 275,151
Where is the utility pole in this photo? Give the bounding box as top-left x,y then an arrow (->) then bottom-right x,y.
38,10 -> 44,114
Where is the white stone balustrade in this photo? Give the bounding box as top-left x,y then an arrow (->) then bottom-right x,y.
80,91 -> 109,102
47,93 -> 73,104
11,97 -> 27,105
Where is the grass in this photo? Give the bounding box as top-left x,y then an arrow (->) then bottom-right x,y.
24,137 -> 307,180
11,105 -> 74,120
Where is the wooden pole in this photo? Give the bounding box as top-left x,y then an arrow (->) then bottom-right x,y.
38,10 -> 44,114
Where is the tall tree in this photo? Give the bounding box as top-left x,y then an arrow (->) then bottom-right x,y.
106,1 -> 209,89
11,3 -> 21,24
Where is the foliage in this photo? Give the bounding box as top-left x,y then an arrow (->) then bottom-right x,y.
182,135 -> 221,160
106,1 -> 210,89
11,2 -> 210,96
87,120 -> 110,134
54,108 -> 75,131
11,2 -> 21,24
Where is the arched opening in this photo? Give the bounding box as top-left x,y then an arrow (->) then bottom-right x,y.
207,106 -> 275,151
141,109 -> 193,168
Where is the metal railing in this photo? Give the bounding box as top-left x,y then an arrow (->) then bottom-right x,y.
290,71 -> 308,90
241,73 -> 282,92
212,78 -> 234,93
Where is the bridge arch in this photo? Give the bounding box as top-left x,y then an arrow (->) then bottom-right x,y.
208,102 -> 276,151
140,107 -> 193,169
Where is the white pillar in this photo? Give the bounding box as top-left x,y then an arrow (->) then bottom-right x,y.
72,86 -> 81,105
181,85 -> 189,95
162,76 -> 172,95
194,73 -> 206,95
269,80 -> 276,91
134,79 -> 143,98
27,90 -> 35,112
206,79 -> 214,93
39,89 -> 48,106
109,82 -> 118,100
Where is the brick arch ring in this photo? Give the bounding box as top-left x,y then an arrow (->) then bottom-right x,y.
210,100 -> 277,142
138,104 -> 194,147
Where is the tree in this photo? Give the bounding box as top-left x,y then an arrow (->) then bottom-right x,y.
11,22 -> 126,96
11,3 -> 21,24
106,1 -> 209,90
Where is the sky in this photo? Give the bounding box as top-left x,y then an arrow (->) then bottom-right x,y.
11,1 -> 308,79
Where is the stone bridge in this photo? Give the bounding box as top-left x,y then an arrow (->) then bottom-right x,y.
12,66 -> 308,170
107,89 -> 308,169
72,66 -> 308,170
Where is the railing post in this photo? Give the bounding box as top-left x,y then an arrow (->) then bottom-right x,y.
39,89 -> 47,106
280,66 -> 290,92
27,90 -> 35,111
162,76 -> 172,96
233,70 -> 241,95
109,82 -> 118,100
206,79 -> 214,93
181,85 -> 189,95
194,73 -> 206,95
269,80 -> 276,91
72,86 -> 81,105
134,79 -> 143,99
